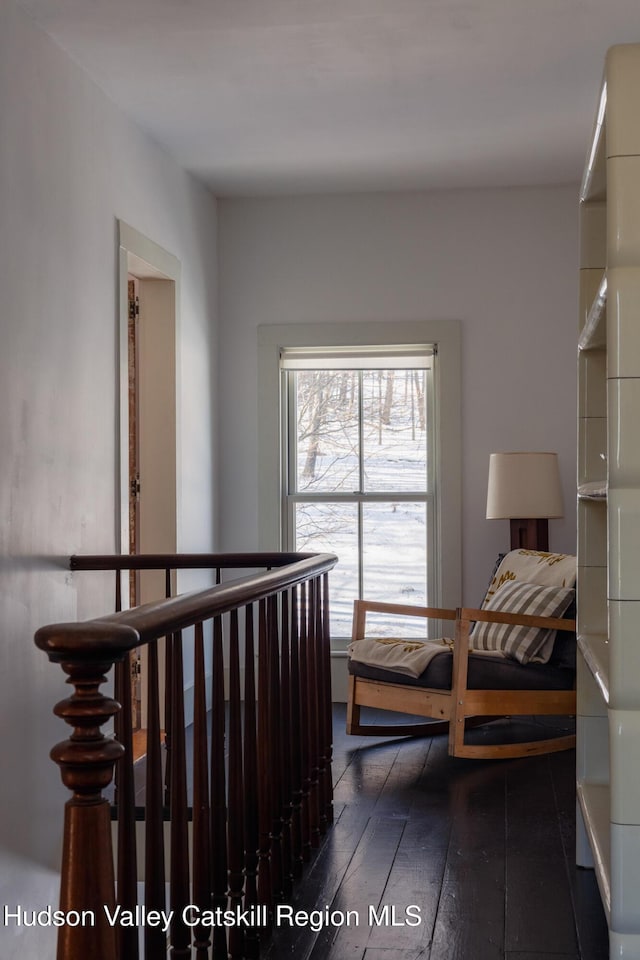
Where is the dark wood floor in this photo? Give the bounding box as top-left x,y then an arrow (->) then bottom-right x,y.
263,705 -> 609,960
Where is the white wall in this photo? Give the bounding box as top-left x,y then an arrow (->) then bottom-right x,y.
0,1 -> 217,952
218,187 -> 578,607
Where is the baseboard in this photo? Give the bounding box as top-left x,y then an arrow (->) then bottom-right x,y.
330,651 -> 349,703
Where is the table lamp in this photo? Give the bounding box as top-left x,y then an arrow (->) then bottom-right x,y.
486,451 -> 564,551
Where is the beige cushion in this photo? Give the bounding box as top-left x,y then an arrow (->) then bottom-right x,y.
482,549 -> 576,607
470,580 -> 574,664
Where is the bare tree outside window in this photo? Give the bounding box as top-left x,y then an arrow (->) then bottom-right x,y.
285,357 -> 434,638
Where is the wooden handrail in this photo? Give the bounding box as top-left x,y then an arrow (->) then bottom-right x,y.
69,551 -> 315,571
38,554 -> 337,656
36,551 -> 337,960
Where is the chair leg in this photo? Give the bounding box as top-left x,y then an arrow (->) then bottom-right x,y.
448,611 -> 469,756
345,675 -> 360,735
448,709 -> 467,756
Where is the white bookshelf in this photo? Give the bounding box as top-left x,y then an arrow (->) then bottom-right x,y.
577,43 -> 640,959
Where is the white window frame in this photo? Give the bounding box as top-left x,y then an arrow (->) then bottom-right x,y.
257,321 -> 461,613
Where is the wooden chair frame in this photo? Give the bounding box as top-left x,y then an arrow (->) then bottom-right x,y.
346,599 -> 576,759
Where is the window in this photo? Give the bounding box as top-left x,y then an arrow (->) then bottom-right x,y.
281,347 -> 435,638
258,321 -> 461,646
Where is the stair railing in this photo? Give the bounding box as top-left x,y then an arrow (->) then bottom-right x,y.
35,551 -> 337,960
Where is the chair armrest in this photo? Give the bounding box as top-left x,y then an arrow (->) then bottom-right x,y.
452,606 -> 576,689
351,599 -> 456,643
459,606 -> 576,633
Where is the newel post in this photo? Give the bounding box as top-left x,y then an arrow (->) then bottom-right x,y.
35,622 -> 139,960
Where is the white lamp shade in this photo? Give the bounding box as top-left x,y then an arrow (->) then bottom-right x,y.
486,452 -> 564,520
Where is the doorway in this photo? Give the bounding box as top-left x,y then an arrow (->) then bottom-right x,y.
119,221 -> 181,735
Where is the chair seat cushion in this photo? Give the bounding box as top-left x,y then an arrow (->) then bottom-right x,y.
348,650 -> 575,691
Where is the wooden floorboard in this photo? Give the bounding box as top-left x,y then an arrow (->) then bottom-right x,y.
505,756 -> 579,956
429,756 -> 507,960
264,705 -> 608,960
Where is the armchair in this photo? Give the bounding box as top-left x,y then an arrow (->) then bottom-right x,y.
346,550 -> 577,760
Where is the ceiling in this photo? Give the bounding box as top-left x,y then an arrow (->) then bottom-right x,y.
15,0 -> 640,196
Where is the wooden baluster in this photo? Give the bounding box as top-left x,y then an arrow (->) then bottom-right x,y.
144,641 -> 167,960
169,630 -> 191,959
113,575 -> 123,811
227,609 -> 245,960
35,622 -> 139,960
268,594 -> 284,903
114,655 -> 139,960
298,582 -> 311,862
242,604 -> 261,959
321,572 -> 334,826
288,585 -> 304,878
257,598 -> 273,922
210,616 -> 228,960
192,621 -> 211,960
113,563 -> 139,959
313,577 -> 328,837
307,578 -> 321,849
279,590 -> 293,898
164,569 -> 173,807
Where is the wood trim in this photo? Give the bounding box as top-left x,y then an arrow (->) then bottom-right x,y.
349,677 -> 451,719
461,688 -> 576,715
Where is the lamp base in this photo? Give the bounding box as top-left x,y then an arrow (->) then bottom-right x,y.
510,518 -> 549,552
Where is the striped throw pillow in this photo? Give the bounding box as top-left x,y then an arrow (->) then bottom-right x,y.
470,580 -> 575,665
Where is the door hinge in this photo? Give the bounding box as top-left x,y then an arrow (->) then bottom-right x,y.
128,296 -> 140,321
130,476 -> 141,499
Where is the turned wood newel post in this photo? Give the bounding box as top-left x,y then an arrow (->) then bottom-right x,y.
35,622 -> 140,960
